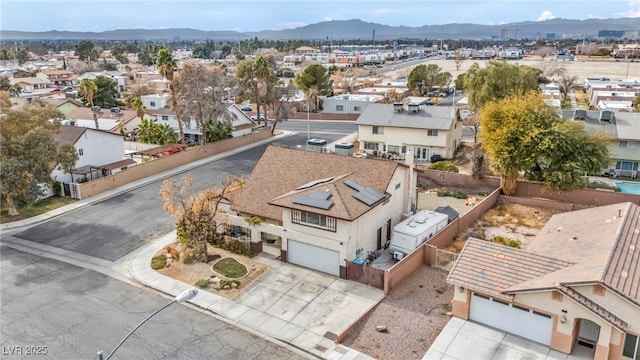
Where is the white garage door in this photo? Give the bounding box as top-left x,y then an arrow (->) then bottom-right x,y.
470,293 -> 552,346
288,240 -> 340,276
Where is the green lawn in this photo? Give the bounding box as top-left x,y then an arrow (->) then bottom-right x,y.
0,197 -> 77,224
211,258 -> 248,279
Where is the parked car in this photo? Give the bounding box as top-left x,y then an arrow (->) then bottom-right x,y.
421,99 -> 434,106
49,87 -> 61,93
430,154 -> 444,163
240,104 -> 252,111
251,114 -> 266,122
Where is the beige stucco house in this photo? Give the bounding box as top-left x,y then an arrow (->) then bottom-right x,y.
447,202 -> 640,359
355,102 -> 463,162
228,146 -> 416,278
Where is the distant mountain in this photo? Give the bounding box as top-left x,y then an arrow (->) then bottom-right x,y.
2,18 -> 640,41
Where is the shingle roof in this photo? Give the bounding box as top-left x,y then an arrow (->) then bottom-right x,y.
269,174 -> 391,221
446,238 -> 572,301
231,146 -> 400,222
53,125 -> 87,145
355,103 -> 455,130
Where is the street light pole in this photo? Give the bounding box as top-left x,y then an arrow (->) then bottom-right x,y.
306,102 -> 310,151
98,289 -> 198,360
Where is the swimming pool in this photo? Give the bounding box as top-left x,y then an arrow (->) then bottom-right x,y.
617,182 -> 640,195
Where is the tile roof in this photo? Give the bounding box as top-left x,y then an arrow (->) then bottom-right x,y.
355,103 -> 455,130
231,146 -> 401,222
446,238 -> 572,301
448,202 -> 640,329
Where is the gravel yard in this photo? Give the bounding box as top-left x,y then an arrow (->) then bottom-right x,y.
341,265 -> 453,360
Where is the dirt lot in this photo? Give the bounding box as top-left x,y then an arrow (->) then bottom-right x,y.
155,243 -> 270,299
382,58 -> 636,85
342,199 -> 566,359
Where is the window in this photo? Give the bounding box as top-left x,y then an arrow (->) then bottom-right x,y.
373,126 -> 384,134
150,101 -> 156,107
363,142 -> 379,151
619,141 -> 629,148
427,129 -> 438,136
622,333 -> 640,359
617,161 -> 639,171
291,210 -> 337,232
336,105 -> 344,111
161,115 -> 169,121
354,106 -> 361,112
78,149 -> 84,156
387,145 -> 400,154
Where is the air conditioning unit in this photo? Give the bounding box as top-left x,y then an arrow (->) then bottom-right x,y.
393,251 -> 404,261
110,107 -> 120,115
92,106 -> 101,113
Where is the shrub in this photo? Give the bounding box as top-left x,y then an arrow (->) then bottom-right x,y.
195,279 -> 210,288
218,279 -> 241,290
151,255 -> 167,270
219,240 -> 256,257
428,161 -> 459,173
437,190 -> 468,199
52,180 -> 61,196
493,236 -> 521,248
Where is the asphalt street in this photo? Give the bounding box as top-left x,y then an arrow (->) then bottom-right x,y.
12,122 -> 357,262
0,246 -> 307,360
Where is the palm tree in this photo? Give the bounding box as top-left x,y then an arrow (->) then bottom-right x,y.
125,95 -> 146,119
157,48 -> 184,144
254,56 -> 270,127
78,78 -> 99,129
136,118 -> 156,144
154,123 -> 178,145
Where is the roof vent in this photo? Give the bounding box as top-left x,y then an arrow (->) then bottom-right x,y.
414,215 -> 427,224
393,102 -> 404,112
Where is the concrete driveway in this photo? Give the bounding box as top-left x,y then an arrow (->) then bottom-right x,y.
423,318 -> 594,360
238,253 -> 385,340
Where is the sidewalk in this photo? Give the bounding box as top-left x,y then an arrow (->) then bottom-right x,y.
2,130 -> 377,360
130,232 -> 377,360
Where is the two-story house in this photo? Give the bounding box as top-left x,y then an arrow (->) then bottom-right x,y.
37,69 -> 77,87
51,125 -> 133,197
229,146 -> 416,278
355,102 -> 463,162
564,109 -> 639,178
447,202 -> 640,360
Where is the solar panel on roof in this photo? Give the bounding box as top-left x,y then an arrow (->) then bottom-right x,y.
344,179 -> 364,191
354,192 -> 377,206
293,195 -> 333,210
309,190 -> 331,200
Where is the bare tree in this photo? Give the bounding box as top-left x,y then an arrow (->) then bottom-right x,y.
271,81 -> 297,134
453,49 -> 465,71
462,110 -> 481,143
558,73 -> 579,99
159,176 -> 244,263
173,63 -> 228,144
537,46 -> 556,60
582,44 -> 600,58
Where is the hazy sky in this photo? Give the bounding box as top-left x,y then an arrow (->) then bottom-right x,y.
2,0 -> 639,33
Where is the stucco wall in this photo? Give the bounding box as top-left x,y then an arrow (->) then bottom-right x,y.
77,129 -> 271,199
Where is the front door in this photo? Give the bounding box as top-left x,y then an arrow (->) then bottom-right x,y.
414,147 -> 430,161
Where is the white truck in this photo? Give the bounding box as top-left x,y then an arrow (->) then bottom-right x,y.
389,210 -> 449,260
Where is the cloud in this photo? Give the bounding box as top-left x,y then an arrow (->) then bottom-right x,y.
586,14 -> 601,19
537,11 -> 557,21
370,8 -> 397,16
323,17 -> 333,22
615,0 -> 640,17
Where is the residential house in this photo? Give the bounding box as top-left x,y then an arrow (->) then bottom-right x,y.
51,125 -> 133,196
10,77 -> 50,92
66,107 -> 141,135
447,202 -> 640,360
322,94 -> 384,115
37,69 -> 77,87
563,109 -> 639,178
355,102 -> 463,161
42,98 -> 84,116
78,71 -> 128,95
229,146 -> 416,277
141,94 -> 258,141
584,78 -> 640,109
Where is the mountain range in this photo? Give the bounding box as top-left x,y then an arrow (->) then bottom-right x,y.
2,18 -> 640,41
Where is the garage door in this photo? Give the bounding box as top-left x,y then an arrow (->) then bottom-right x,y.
288,240 -> 340,276
470,293 -> 552,346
